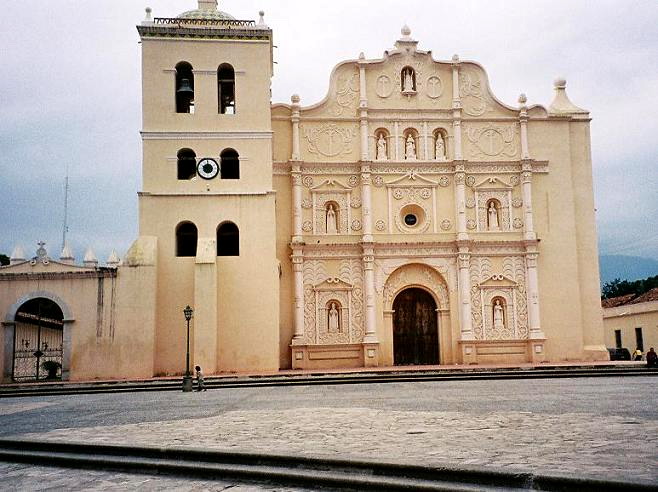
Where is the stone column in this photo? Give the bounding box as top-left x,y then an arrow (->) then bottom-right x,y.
422,121 -> 429,160
291,165 -> 303,242
457,250 -> 474,340
394,121 -> 400,160
451,55 -> 463,161
526,250 -> 544,340
455,164 -> 468,240
361,164 -> 373,242
362,245 -> 378,346
521,163 -> 535,241
518,94 -> 530,160
291,247 -> 305,344
61,319 -> 74,381
291,94 -> 301,160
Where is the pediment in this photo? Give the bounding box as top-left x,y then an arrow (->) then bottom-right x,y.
313,277 -> 354,291
473,176 -> 512,190
310,179 -> 352,192
0,259 -> 98,275
386,171 -> 438,187
478,274 -> 517,288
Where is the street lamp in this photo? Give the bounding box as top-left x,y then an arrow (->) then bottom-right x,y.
182,305 -> 193,392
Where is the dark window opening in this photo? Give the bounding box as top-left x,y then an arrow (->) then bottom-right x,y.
176,222 -> 198,257
404,214 -> 417,226
217,222 -> 239,256
635,327 -> 644,352
220,149 -> 240,179
614,329 -> 622,349
177,148 -> 196,180
218,64 -> 235,114
175,62 -> 195,113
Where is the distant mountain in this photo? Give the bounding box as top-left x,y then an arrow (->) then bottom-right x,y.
599,255 -> 658,285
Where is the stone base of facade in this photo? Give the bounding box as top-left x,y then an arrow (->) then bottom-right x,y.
290,343 -> 379,370
582,344 -> 610,361
459,339 -> 547,364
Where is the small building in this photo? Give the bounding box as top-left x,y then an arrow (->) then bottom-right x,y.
602,288 -> 658,355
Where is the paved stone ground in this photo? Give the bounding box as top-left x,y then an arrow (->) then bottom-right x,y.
1,377 -> 656,486
0,462 -> 308,491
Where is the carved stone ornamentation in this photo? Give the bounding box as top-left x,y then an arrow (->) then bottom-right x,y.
465,198 -> 476,209
509,174 -> 520,186
304,124 -> 356,158
455,173 -> 465,185
302,176 -> 314,188
476,190 -> 511,231
513,218 -> 524,229
383,263 -> 449,309
420,188 -> 432,199
426,75 -> 443,99
465,175 -> 476,187
466,124 -> 518,158
459,70 -> 487,116
301,198 -> 313,209
512,197 -> 523,208
393,189 -> 404,200
373,175 -> 384,187
438,176 -> 450,187
440,219 -> 452,231
351,219 -> 362,231
375,220 -> 386,231
331,71 -> 359,116
348,175 -> 360,187
302,221 -> 313,232
350,196 -> 362,208
466,219 -> 477,230
375,74 -> 394,98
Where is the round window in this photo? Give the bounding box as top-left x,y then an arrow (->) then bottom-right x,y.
404,214 -> 417,226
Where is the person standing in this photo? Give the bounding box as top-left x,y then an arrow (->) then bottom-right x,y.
195,365 -> 207,391
646,347 -> 657,368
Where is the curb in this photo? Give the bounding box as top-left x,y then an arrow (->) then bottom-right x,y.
0,439 -> 655,491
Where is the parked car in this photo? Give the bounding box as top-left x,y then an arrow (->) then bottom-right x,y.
607,348 -> 631,361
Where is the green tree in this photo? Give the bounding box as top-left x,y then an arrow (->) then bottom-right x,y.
0,254 -> 9,266
602,274 -> 658,299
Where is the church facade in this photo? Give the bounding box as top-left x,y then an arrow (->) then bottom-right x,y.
0,1 -> 608,382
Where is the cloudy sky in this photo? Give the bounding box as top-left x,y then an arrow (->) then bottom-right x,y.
2,0 -> 657,263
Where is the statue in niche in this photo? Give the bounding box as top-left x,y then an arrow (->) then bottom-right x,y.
328,302 -> 340,332
326,204 -> 338,234
493,299 -> 505,330
402,68 -> 415,92
405,135 -> 416,160
435,134 -> 446,160
376,134 -> 387,160
487,202 -> 500,231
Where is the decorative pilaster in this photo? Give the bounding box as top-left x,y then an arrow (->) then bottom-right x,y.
362,245 -> 378,345
454,163 -> 468,241
394,121 -> 400,160
521,161 -> 535,241
451,54 -> 463,161
422,121 -> 429,160
361,164 -> 373,241
291,165 -> 303,242
291,94 -> 301,160
518,94 -> 530,160
457,249 -> 474,340
291,247 -> 305,344
525,250 -> 544,339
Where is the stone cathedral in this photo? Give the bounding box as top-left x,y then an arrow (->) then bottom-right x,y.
0,1 -> 608,382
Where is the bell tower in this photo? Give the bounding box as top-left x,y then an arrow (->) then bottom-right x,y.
136,1 -> 279,374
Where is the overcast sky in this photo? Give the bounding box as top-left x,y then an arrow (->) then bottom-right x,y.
1,0 -> 657,263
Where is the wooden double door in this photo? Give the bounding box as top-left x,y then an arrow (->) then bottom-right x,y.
393,288 -> 439,365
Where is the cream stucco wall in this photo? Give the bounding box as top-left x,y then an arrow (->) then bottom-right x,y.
604,301 -> 658,354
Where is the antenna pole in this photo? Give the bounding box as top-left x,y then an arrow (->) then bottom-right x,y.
62,165 -> 69,251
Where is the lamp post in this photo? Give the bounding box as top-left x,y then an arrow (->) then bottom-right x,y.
182,305 -> 193,392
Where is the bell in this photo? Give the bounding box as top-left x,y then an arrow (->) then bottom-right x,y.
177,78 -> 194,96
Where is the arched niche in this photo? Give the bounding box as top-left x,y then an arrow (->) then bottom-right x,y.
175,61 -> 194,114
432,128 -> 448,161
402,128 -> 419,160
176,221 -> 198,257
220,148 -> 239,179
324,200 -> 340,234
217,221 -> 239,256
374,128 -> 390,161
177,148 -> 196,180
217,63 -> 235,114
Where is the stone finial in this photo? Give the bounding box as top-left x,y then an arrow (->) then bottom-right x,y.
548,77 -> 588,115
518,93 -> 527,105
291,94 -> 300,104
145,7 -> 152,21
452,54 -> 460,62
60,242 -> 75,264
401,24 -> 412,38
257,10 -> 267,28
10,245 -> 26,265
107,250 -> 121,267
359,52 -> 365,60
83,247 -> 98,267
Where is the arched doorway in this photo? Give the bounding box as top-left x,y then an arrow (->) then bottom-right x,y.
393,288 -> 439,365
13,297 -> 64,381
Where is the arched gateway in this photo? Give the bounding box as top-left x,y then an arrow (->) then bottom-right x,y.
393,288 -> 438,365
10,297 -> 65,381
